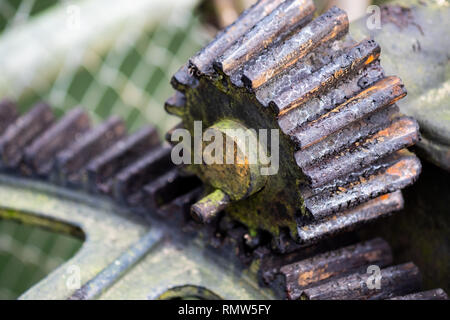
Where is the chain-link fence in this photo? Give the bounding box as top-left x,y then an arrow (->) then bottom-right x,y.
0,0 -> 207,299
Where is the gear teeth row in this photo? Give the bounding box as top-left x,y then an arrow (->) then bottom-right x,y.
0,100 -> 202,218
301,116 -> 419,189
294,104 -> 399,169
304,151 -> 421,220
168,0 -> 422,246
290,76 -> 407,150
189,0 -> 287,77
241,6 -> 348,90
213,0 -> 315,77
267,39 -> 381,115
56,116 -> 126,186
390,289 -> 449,301
25,108 -> 91,176
86,125 -> 160,194
0,99 -> 445,300
0,100 -> 18,136
303,262 -> 421,300
114,145 -> 174,205
270,238 -> 447,300
277,61 -> 385,134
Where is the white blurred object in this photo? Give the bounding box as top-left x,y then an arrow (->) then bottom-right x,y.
0,0 -> 199,99
328,0 -> 371,21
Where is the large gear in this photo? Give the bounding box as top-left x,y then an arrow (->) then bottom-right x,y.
165,0 -> 421,251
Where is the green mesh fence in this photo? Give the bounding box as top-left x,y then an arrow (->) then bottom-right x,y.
0,0 -> 207,299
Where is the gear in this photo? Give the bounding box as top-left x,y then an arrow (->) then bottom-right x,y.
165,0 -> 421,251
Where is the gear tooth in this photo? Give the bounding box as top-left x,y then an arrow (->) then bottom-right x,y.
142,168 -> 202,213
303,116 -> 420,188
170,64 -> 198,92
0,99 -> 18,136
279,238 -> 392,299
113,145 -> 173,205
291,76 -> 406,150
278,61 -> 385,135
189,0 -> 286,77
295,105 -> 399,169
300,150 -> 412,199
168,1 -> 420,246
0,102 -> 54,168
86,125 -> 160,194
304,154 -> 421,220
164,91 -> 186,117
270,38 -> 381,116
301,262 -> 421,300
298,191 -> 404,244
23,108 -> 90,177
214,0 -> 315,76
55,116 -> 126,186
242,6 -> 348,90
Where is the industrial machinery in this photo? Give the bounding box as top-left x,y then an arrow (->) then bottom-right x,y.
0,0 -> 448,300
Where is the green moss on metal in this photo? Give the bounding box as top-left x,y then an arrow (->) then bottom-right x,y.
178,74 -> 307,240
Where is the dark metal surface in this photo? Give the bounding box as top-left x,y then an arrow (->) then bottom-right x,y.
86,126 -> 159,194
390,289 -> 448,300
0,99 -> 18,136
0,103 -> 54,168
242,6 -> 348,90
0,0 -> 446,301
298,191 -> 403,244
113,145 -> 173,204
24,108 -> 90,176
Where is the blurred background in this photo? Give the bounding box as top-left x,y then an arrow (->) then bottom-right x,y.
0,0 -> 409,299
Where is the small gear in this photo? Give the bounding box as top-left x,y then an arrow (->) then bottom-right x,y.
0,0 -> 444,300
166,0 -> 421,251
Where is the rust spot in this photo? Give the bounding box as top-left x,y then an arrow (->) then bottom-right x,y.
298,268 -> 334,287
364,53 -> 379,65
386,159 -> 417,177
379,194 -> 391,201
364,250 -> 382,261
